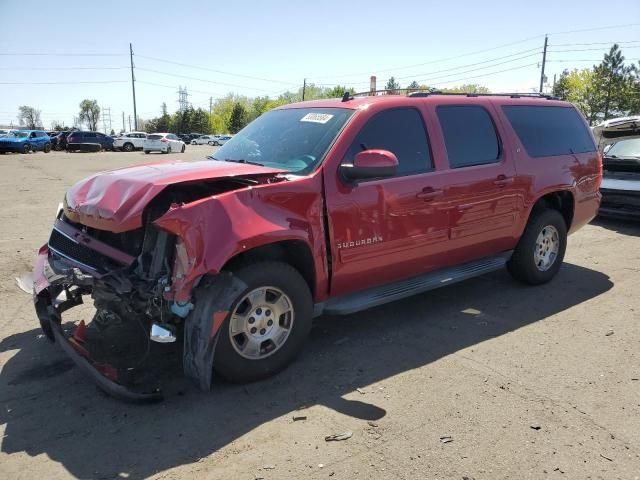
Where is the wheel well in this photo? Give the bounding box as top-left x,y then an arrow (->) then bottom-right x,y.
222,240 -> 316,295
532,191 -> 574,229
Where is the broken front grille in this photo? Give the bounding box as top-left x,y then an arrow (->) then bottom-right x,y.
48,228 -> 121,273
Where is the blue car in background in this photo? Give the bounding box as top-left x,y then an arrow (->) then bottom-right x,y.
0,130 -> 51,154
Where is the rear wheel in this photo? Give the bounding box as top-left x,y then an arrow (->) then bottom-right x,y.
123,142 -> 134,152
507,208 -> 567,285
181,145 -> 185,153
144,150 -> 150,154
212,261 -> 313,383
166,145 -> 172,154
43,143 -> 51,153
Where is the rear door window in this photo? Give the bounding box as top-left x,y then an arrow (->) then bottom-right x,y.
436,106 -> 500,168
502,105 -> 595,157
345,108 -> 432,176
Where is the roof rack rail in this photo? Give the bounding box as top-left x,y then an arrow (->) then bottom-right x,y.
346,88 -> 558,100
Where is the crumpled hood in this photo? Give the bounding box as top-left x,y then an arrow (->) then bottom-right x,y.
64,160 -> 285,232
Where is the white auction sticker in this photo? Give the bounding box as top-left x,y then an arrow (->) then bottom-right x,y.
300,113 -> 334,124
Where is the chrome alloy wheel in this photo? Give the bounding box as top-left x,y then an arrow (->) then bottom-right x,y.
229,286 -> 294,360
534,225 -> 560,272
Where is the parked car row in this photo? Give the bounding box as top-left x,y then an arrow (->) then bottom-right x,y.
0,128 -> 231,155
190,134 -> 233,146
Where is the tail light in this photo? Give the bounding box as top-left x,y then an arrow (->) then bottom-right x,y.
596,151 -> 603,189
160,138 -> 168,143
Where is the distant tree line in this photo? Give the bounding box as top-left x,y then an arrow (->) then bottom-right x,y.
553,44 -> 639,125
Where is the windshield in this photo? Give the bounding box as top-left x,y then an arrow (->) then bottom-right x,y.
10,131 -> 28,138
210,107 -> 354,174
606,138 -> 640,158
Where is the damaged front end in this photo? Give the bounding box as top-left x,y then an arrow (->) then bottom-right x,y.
34,207 -> 179,401
33,163 -> 283,401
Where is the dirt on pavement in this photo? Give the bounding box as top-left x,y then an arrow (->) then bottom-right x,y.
0,147 -> 639,479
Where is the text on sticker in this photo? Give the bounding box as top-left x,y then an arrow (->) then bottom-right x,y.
300,113 -> 334,124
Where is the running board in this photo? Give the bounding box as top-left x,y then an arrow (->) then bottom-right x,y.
316,251 -> 512,316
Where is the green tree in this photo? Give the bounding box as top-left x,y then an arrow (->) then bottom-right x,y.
441,84 -> 491,94
384,76 -> 401,94
228,103 -> 248,133
78,99 -> 100,131
324,85 -> 355,98
592,44 -> 632,120
18,106 -> 42,129
407,80 -> 421,91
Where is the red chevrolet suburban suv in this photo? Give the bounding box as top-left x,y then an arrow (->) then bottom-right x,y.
32,92 -> 602,401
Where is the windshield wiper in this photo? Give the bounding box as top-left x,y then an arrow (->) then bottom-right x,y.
223,158 -> 265,166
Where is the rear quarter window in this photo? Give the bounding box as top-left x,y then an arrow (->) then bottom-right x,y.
436,105 -> 500,168
502,105 -> 595,157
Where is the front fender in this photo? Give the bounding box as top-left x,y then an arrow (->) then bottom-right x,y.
154,185 -> 324,303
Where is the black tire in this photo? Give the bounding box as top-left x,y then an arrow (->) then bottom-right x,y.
123,142 -> 134,152
166,146 -> 172,154
22,144 -> 31,154
191,141 -> 197,145
507,208 -> 567,285
43,143 -> 51,153
181,145 -> 185,153
144,150 -> 150,154
212,261 -> 313,383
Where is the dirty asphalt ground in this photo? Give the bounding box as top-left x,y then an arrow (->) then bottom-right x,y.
0,146 -> 639,480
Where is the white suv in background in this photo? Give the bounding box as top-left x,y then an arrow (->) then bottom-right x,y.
143,133 -> 186,154
113,131 -> 147,152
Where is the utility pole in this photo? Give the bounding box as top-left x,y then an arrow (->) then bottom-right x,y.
129,43 -> 138,130
209,96 -> 213,116
302,78 -> 306,101
122,111 -> 125,132
539,35 -> 548,93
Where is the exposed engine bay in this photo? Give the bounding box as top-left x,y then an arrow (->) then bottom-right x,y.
34,173 -> 279,401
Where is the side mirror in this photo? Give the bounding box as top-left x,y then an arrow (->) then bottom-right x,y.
340,149 -> 398,182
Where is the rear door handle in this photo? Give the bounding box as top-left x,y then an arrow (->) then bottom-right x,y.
416,187 -> 443,201
493,175 -> 514,187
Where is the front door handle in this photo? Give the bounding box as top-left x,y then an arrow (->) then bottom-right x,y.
493,174 -> 514,187
416,187 -> 443,201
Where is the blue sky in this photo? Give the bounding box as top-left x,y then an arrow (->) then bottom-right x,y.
0,0 -> 638,129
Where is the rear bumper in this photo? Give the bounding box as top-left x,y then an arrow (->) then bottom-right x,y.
33,246 -> 163,403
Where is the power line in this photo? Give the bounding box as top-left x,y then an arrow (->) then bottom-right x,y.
549,40 -> 640,47
395,50 -> 542,82
0,66 -> 129,71
136,54 -> 297,86
547,23 -> 640,35
0,52 -> 125,56
427,62 -> 539,87
136,67 -> 278,93
311,34 -> 545,80
0,80 -> 128,85
549,46 -> 640,53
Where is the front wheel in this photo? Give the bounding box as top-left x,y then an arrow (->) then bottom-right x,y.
22,144 -> 31,154
507,208 -> 567,285
212,261 -> 313,383
123,142 -> 134,152
144,150 -> 150,154
181,145 -> 185,153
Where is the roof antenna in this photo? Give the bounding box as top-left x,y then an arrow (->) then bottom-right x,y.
341,91 -> 353,102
